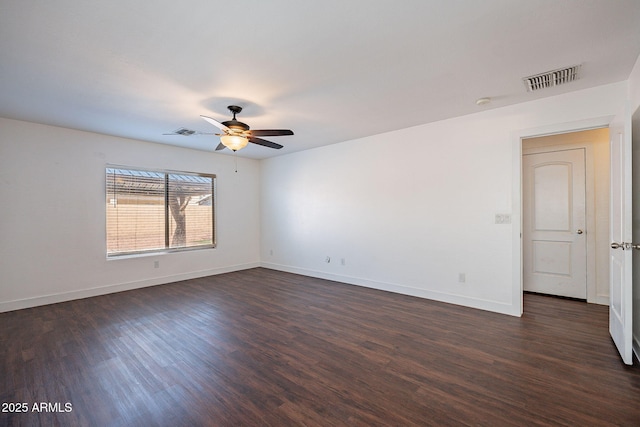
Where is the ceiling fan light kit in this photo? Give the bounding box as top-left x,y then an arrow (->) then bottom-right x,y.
199,105 -> 294,152
220,134 -> 249,151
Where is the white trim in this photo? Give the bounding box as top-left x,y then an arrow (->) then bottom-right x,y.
261,262 -> 520,317
0,262 -> 260,313
511,116 -> 615,314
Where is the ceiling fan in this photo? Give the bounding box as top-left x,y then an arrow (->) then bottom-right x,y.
200,105 -> 294,152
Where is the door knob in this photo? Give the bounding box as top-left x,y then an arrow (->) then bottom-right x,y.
611,242 -> 640,250
576,229 -> 584,234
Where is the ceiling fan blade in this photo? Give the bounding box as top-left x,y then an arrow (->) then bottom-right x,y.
248,136 -> 283,149
200,115 -> 230,132
247,129 -> 294,137
215,142 -> 226,151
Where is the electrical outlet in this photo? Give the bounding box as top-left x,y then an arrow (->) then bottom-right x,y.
458,273 -> 466,283
154,261 -> 159,268
341,258 -> 346,266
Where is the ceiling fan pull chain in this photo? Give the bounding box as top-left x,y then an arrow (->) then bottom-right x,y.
234,151 -> 238,173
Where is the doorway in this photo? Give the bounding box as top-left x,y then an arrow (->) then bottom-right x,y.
522,128 -> 610,305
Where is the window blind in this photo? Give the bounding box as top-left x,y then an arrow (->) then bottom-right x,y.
106,167 -> 215,256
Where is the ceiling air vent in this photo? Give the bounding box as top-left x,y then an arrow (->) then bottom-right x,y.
172,127 -> 197,136
523,64 -> 581,92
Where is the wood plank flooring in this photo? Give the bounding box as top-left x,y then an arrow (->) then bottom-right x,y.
1,268 -> 639,426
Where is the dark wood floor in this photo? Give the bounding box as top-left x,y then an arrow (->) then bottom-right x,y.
1,268 -> 639,426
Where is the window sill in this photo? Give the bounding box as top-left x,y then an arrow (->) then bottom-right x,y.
106,245 -> 216,260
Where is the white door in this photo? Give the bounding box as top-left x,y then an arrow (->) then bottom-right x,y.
609,112 -> 633,365
523,149 -> 587,299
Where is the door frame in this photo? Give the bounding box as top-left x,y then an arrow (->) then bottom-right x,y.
511,116 -> 614,315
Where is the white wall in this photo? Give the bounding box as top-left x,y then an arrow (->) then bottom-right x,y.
630,54 -> 640,110
0,81 -> 634,318
261,82 -> 627,316
0,118 -> 261,312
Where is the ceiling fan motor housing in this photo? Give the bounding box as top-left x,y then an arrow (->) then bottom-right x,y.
223,105 -> 250,132
222,119 -> 250,132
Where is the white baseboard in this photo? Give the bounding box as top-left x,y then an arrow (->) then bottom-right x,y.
0,262 -> 260,313
261,262 -> 520,317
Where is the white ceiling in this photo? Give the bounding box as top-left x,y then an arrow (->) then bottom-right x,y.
1,0 -> 639,159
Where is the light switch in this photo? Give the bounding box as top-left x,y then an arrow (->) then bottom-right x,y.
495,214 -> 512,224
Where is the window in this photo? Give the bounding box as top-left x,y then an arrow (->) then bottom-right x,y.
106,166 -> 215,257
